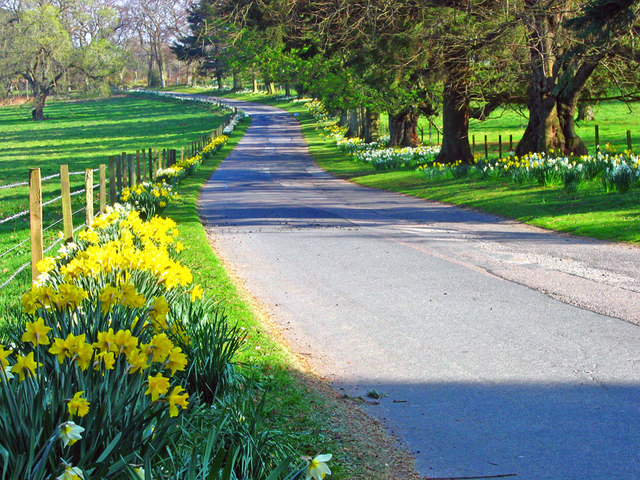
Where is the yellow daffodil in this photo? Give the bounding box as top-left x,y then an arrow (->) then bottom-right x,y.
0,344 -> 12,368
54,284 -> 88,310
145,372 -> 170,401
167,385 -> 189,417
94,351 -> 116,370
68,391 -> 90,418
99,283 -> 123,314
305,454 -> 332,480
21,317 -> 52,346
59,421 -> 84,447
126,347 -> 149,374
36,256 -> 56,274
74,340 -> 94,371
113,329 -> 138,355
49,333 -> 86,364
149,296 -> 170,331
12,352 -> 41,381
146,333 -> 173,363
190,284 -> 203,302
93,328 -> 116,354
57,465 -> 84,480
165,347 -> 187,376
121,283 -> 146,309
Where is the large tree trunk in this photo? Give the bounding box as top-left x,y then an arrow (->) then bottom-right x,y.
232,71 -> 243,91
517,1 -> 597,156
346,108 -> 364,138
388,110 -> 419,147
31,90 -> 47,121
147,55 -> 154,87
157,50 -> 167,88
267,82 -> 277,95
436,63 -> 473,164
364,109 -> 380,143
216,70 -> 224,89
285,83 -> 291,97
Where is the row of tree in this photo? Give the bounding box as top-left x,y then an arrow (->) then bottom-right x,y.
0,0 -> 190,120
174,0 -> 640,163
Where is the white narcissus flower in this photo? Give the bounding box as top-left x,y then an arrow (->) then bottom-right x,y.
2,365 -> 13,381
134,467 -> 145,479
57,465 -> 84,480
305,454 -> 332,480
59,421 -> 85,447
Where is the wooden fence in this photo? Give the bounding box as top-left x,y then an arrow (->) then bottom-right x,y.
1,113 -> 236,287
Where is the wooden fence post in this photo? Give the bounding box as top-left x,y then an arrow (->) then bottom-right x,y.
148,148 -> 154,181
136,150 -> 141,184
99,164 -> 106,214
509,134 -> 513,151
128,154 -> 134,187
595,125 -> 600,153
627,130 -> 632,151
498,135 -> 503,159
484,135 -> 489,159
60,165 -> 73,242
85,169 -> 93,227
142,150 -> 147,181
472,135 -> 475,154
181,147 -> 184,163
109,156 -> 117,205
118,153 -> 125,191
29,168 -> 43,282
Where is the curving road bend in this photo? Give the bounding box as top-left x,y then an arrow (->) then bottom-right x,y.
198,97 -> 640,479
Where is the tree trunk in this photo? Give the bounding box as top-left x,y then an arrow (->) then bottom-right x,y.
147,55 -> 154,87
338,110 -> 349,128
437,67 -> 473,164
346,109 -> 364,138
364,109 -> 380,143
157,49 -> 167,88
295,83 -> 306,98
232,71 -> 243,91
285,83 -> 291,97
577,103 -> 595,121
216,70 -> 224,89
31,90 -> 47,121
517,1 -> 597,156
557,95 -> 588,155
267,82 -> 277,95
388,110 -> 419,147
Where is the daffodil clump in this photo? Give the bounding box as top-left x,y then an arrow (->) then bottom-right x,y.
0,205 -> 225,478
120,181 -> 179,218
304,99 -> 440,170
415,145 -> 640,193
155,134 -> 229,186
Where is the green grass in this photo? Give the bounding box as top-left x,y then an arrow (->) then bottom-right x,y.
0,95 -> 229,307
202,90 -> 640,244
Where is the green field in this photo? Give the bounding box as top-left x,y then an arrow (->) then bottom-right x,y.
0,95 -> 228,309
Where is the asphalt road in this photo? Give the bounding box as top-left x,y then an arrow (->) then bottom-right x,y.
198,98 -> 640,479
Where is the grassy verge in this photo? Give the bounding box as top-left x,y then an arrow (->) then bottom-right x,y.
206,91 -> 640,244
162,117 -> 419,479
